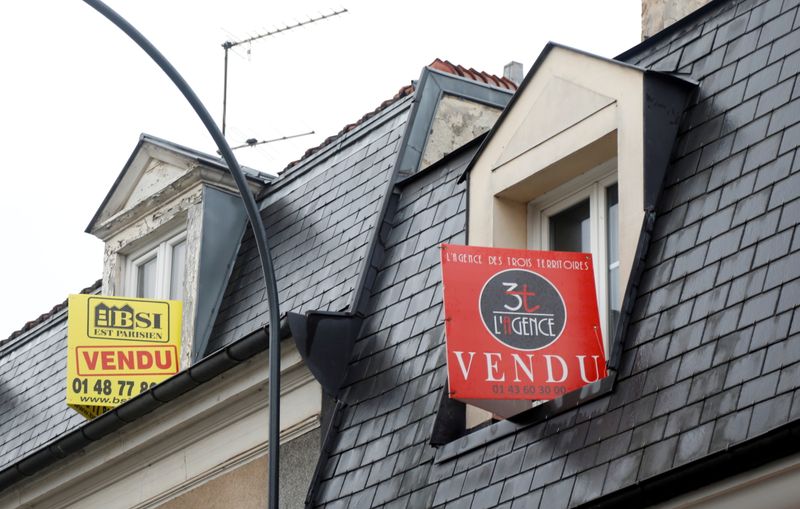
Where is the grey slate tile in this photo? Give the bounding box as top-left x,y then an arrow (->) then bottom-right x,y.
568,464 -> 607,507
562,444 -> 599,478
539,477 -> 575,509
742,208 -> 781,248
738,370 -> 780,406
751,309 -> 793,351
509,489 -> 543,509
777,278 -> 800,314
521,439 -> 557,470
691,283 -> 732,322
748,392 -> 793,435
744,61 -> 784,99
601,451 -> 643,495
630,416 -> 668,451
639,435 -> 679,479
498,470 -> 534,504
710,407 -> 754,452
463,461 -> 495,493
738,287 -> 780,326
472,482 -> 503,509
763,332 -> 800,372
432,472 -> 467,506
674,422 -> 714,466
715,12 -> 751,49
632,338 -> 670,375
665,401 -> 704,436
529,457 -> 566,491
727,266 -> 767,305
491,448 -> 525,483
724,348 -> 767,388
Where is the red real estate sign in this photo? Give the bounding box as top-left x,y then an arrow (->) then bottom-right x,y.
440,244 -> 607,401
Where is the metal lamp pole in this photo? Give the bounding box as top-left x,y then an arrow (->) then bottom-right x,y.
81,2 -> 283,508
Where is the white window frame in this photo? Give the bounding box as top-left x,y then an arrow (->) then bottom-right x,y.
526,159 -> 618,353
125,229 -> 187,300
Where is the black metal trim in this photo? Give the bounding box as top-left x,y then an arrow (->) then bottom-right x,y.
288,311 -> 363,400
434,374 -> 617,463
0,322 -> 291,493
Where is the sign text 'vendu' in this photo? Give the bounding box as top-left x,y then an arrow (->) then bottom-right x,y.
66,294 -> 181,419
440,244 -> 607,403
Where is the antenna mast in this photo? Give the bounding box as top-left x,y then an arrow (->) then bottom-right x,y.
221,9 -> 348,136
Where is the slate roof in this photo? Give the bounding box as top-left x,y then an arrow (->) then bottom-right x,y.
0,291 -> 95,472
0,56 -> 515,486
206,93 -> 414,353
311,140 -> 472,508
310,0 -> 800,506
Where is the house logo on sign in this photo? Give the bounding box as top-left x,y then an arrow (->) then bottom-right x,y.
86,297 -> 171,343
479,269 -> 566,350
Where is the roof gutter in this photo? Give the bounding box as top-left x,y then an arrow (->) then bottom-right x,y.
0,317 -> 291,493
582,419 -> 800,508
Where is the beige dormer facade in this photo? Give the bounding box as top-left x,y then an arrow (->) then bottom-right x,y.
464,43 -> 695,420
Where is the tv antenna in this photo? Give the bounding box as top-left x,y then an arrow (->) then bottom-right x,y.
221,8 -> 348,136
228,130 -> 316,151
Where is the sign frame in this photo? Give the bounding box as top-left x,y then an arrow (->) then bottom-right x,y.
440,244 -> 608,416
66,294 -> 182,419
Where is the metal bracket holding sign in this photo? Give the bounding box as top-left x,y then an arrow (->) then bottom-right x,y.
66,294 -> 181,419
440,244 -> 607,418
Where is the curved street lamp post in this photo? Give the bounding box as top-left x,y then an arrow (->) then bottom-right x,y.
81,1 -> 283,507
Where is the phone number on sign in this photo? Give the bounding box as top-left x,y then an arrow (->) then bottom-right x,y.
490,384 -> 567,396
71,377 -> 157,397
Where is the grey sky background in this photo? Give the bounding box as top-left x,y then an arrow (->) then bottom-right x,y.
0,1 -> 641,338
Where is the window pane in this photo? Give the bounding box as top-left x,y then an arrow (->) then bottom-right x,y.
549,199 -> 591,253
137,257 -> 157,299
170,240 -> 187,301
607,184 -> 620,339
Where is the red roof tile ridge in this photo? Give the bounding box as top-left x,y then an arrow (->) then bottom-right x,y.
281,58 -> 516,174
3,279 -> 102,344
281,83 -> 415,173
428,58 -> 517,91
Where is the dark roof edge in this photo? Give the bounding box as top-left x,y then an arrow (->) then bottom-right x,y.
0,317 -> 291,494
608,210 -> 658,371
615,0 -> 732,62
305,399 -> 346,508
582,419 -> 800,508
305,84 -> 430,505
258,95 -> 415,200
2,279 -> 102,348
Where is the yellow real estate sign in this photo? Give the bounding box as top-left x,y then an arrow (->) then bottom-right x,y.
67,294 -> 181,419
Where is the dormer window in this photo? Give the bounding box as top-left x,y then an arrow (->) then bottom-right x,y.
527,160 -> 620,345
461,43 -> 695,421
126,230 -> 187,300
86,134 -> 272,365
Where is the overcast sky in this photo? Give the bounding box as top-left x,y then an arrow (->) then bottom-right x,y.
0,0 -> 641,339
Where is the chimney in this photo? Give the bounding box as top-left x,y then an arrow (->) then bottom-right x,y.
642,0 -> 713,40
503,61 -> 524,86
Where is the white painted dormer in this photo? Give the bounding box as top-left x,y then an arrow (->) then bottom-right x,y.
87,134 -> 272,367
